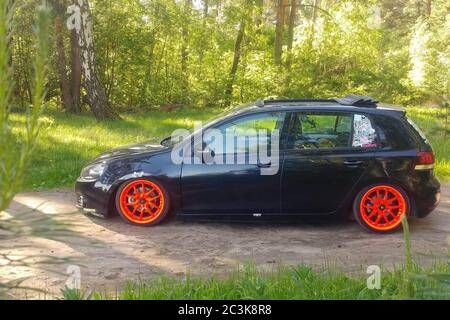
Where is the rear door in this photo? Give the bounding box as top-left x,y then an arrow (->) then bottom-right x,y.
281,111 -> 377,214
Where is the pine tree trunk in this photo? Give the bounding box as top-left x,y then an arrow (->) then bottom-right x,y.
54,16 -> 74,112
67,0 -> 119,120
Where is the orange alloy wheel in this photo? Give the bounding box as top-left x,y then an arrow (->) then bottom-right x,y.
118,179 -> 166,224
359,185 -> 407,231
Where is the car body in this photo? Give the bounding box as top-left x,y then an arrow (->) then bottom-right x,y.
75,95 -> 441,233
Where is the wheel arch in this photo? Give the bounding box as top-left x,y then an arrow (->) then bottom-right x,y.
343,176 -> 416,219
106,175 -> 175,217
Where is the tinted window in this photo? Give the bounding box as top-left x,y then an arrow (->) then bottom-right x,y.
289,113 -> 352,149
371,115 -> 415,150
204,112 -> 283,154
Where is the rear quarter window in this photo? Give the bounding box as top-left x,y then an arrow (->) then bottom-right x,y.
371,115 -> 415,150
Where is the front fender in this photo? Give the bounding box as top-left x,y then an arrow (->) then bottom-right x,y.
98,150 -> 182,216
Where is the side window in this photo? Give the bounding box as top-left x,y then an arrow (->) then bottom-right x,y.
204,112 -> 282,155
289,113 -> 352,149
371,115 -> 415,150
352,114 -> 378,148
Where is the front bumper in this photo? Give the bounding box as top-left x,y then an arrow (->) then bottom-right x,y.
75,179 -> 110,217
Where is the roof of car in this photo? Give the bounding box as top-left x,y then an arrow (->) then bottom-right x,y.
232,95 -> 405,117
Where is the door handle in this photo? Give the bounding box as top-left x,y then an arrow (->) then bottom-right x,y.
343,160 -> 363,167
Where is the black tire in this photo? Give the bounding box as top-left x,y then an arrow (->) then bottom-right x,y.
115,178 -> 170,227
353,183 -> 410,234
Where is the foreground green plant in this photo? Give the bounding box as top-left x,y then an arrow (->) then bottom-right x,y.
0,1 -> 50,211
65,261 -> 447,300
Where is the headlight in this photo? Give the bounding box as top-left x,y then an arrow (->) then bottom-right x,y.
79,163 -> 107,181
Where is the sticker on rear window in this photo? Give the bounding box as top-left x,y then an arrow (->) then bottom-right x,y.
353,114 -> 377,148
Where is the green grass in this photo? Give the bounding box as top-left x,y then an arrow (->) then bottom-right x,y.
61,262 -> 449,300
10,108 -> 219,190
9,106 -> 450,191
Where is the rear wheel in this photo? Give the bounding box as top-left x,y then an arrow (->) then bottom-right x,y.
115,179 -> 169,226
353,184 -> 409,233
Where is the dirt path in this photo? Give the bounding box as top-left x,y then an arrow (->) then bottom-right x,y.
1,184 -> 449,298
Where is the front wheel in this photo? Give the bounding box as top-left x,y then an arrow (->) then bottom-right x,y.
115,179 -> 169,226
353,184 -> 410,233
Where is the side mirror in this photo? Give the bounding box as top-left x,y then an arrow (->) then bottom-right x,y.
194,142 -> 216,163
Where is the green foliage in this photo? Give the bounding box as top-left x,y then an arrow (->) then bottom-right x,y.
406,107 -> 450,181
0,1 -> 50,211
9,0 -> 447,111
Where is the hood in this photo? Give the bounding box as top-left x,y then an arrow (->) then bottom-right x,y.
95,142 -> 168,162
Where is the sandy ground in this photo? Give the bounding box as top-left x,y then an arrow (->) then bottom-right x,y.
1,184 -> 449,298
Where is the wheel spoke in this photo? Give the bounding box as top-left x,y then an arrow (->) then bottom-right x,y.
374,214 -> 382,224
367,210 -> 377,219
146,195 -> 160,202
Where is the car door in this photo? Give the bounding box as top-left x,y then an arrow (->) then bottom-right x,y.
181,111 -> 288,215
281,111 -> 377,215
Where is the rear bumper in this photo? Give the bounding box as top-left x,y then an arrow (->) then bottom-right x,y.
75,180 -> 110,217
410,178 -> 441,218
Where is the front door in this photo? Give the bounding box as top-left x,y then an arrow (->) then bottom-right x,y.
181,111 -> 287,215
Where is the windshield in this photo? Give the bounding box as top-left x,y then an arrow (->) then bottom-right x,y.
160,102 -> 255,147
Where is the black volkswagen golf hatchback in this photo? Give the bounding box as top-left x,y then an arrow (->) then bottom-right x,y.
76,95 -> 440,233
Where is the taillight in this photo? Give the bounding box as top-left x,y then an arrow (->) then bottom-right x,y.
415,151 -> 435,170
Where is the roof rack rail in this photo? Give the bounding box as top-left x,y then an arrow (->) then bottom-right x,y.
256,94 -> 378,108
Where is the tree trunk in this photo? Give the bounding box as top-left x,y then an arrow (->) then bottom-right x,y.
67,0 -> 119,120
54,16 -> 74,112
225,21 -> 245,105
70,30 -> 81,113
181,0 -> 192,98
203,0 -> 208,18
284,0 -> 299,90
274,0 -> 288,65
308,0 -> 320,49
6,0 -> 14,68
285,0 -> 298,70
